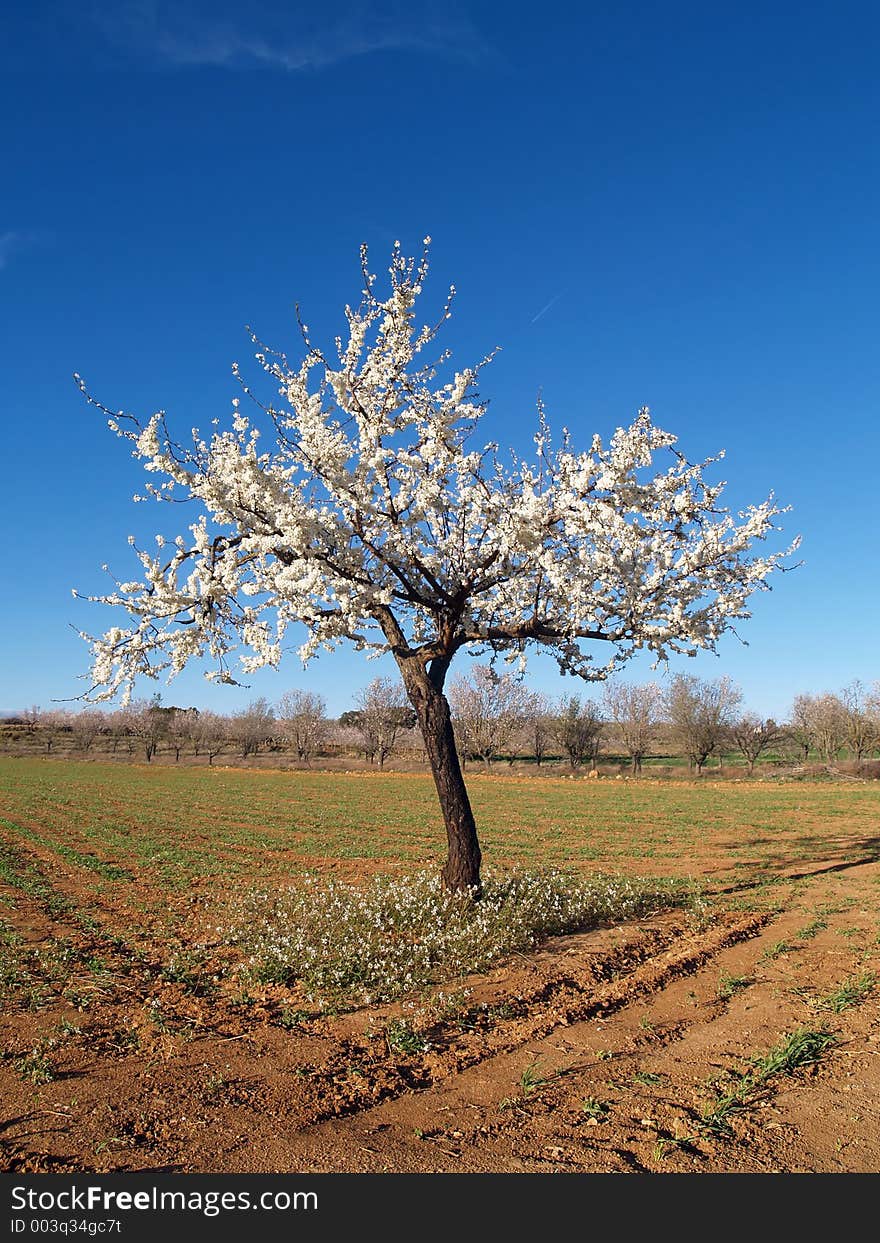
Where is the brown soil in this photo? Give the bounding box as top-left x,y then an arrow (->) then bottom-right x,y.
1,831 -> 878,1174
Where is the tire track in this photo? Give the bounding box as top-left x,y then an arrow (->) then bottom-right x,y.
285,911 -> 770,1126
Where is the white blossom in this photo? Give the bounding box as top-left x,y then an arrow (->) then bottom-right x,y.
74,241 -> 796,708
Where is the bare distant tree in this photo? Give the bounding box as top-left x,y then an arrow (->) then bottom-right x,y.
553,695 -> 604,770
22,705 -> 40,734
70,709 -> 105,753
800,692 -> 848,763
525,691 -> 554,767
786,694 -> 815,762
38,708 -> 71,754
868,683 -> 880,753
664,674 -> 742,775
730,712 -> 782,775
337,711 -> 375,762
129,697 -> 167,762
232,698 -> 275,759
345,678 -> 415,769
276,690 -> 327,764
106,706 -> 136,755
602,681 -> 662,774
188,710 -> 229,765
841,681 -> 880,761
449,665 -> 531,770
165,707 -> 197,763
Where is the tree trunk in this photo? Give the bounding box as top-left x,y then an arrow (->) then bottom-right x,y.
398,658 -> 482,895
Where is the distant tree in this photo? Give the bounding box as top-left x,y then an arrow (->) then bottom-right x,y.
232,697 -> 275,759
787,694 -> 815,762
337,709 -> 375,761
129,696 -> 167,762
868,683 -> 880,753
525,691 -> 554,767
799,692 -> 848,763
106,706 -> 136,755
664,674 -> 742,775
840,681 -> 880,762
188,710 -> 229,765
448,665 -> 531,770
276,689 -> 327,763
553,695 -> 603,770
75,240 -> 795,892
347,678 -> 415,769
37,708 -> 70,754
70,709 -> 105,753
602,681 -> 662,774
165,706 -> 197,762
730,712 -> 782,775
22,705 -> 40,734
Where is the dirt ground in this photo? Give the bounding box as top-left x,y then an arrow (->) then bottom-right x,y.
1,786 -> 878,1175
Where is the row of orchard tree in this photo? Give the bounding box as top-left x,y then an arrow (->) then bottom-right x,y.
449,667 -> 880,774
12,671 -> 880,773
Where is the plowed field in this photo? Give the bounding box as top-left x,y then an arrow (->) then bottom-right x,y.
1,759 -> 878,1173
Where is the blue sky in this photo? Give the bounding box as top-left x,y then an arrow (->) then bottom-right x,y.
1,1 -> 877,720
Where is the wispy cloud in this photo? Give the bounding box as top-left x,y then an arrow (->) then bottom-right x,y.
86,1 -> 490,72
529,292 -> 563,325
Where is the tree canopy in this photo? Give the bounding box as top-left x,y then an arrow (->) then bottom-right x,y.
75,240 -> 796,890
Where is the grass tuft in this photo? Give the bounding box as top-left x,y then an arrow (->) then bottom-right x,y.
812,972 -> 876,1014
384,1018 -> 430,1056
717,971 -> 752,1000
700,1026 -> 836,1136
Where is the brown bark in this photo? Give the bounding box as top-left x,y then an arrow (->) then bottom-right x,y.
397,656 -> 482,895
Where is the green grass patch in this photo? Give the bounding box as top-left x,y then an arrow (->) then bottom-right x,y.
717,971 -> 752,1000
760,938 -> 796,961
0,842 -> 71,918
383,1018 -> 430,1056
580,1095 -> 611,1120
0,920 -> 43,1009
3,759 -> 880,887
700,1027 -> 837,1136
811,972 -> 876,1014
0,818 -> 133,882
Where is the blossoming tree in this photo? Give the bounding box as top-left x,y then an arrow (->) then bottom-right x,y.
76,240 -> 795,892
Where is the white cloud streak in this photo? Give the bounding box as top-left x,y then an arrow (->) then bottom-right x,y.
87,1 -> 489,72
529,293 -> 562,325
